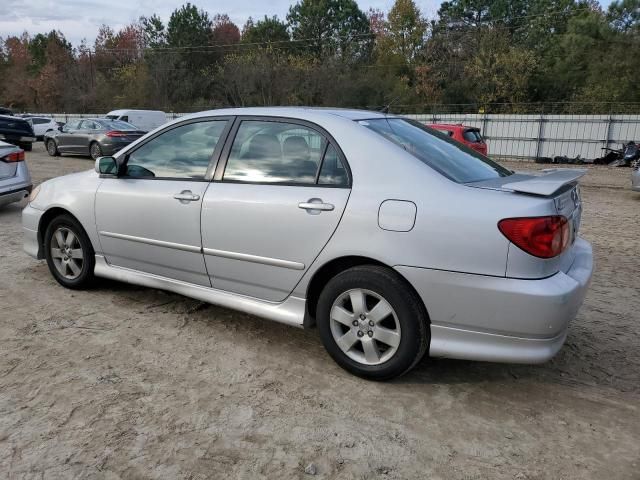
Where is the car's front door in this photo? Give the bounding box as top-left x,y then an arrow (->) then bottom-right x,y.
56,120 -> 81,153
95,118 -> 232,286
201,118 -> 352,302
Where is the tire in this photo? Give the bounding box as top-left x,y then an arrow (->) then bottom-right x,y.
46,139 -> 60,156
90,142 -> 102,160
316,265 -> 429,380
44,214 -> 96,289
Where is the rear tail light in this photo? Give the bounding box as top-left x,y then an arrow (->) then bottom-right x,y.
106,131 -> 127,137
1,150 -> 25,163
498,216 -> 569,259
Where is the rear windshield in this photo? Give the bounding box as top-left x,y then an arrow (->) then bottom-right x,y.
96,119 -> 138,130
358,118 -> 511,183
463,129 -> 483,143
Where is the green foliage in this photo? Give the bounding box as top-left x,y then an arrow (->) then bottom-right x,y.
242,16 -> 290,45
287,0 -> 373,60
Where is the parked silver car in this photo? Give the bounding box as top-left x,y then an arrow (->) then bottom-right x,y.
0,141 -> 32,208
632,161 -> 640,191
23,108 -> 593,379
44,118 -> 145,160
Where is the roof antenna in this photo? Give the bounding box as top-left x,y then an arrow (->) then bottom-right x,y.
379,94 -> 402,114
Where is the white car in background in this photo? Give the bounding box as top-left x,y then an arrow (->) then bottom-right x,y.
24,116 -> 59,140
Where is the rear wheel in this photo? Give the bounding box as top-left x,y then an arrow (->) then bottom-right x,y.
89,142 -> 102,160
316,265 -> 429,380
44,214 -> 95,289
46,139 -> 59,156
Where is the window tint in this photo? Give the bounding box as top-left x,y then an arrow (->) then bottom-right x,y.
359,118 -> 511,183
97,120 -> 137,131
318,144 -> 349,187
463,129 -> 483,143
32,118 -> 50,125
120,116 -> 128,122
223,120 -> 326,184
80,120 -> 98,130
124,120 -> 227,179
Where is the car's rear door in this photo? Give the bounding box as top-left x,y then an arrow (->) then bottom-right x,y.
200,117 -> 351,302
95,117 -> 233,286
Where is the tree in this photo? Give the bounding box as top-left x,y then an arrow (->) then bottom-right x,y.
211,14 -> 241,44
242,16 -> 290,45
167,3 -> 213,48
387,0 -> 427,61
287,0 -> 373,60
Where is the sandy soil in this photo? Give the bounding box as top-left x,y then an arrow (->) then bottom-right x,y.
0,145 -> 638,479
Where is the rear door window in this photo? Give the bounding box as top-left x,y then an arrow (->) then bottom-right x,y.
318,144 -> 349,187
223,120 -> 327,184
463,129 -> 483,143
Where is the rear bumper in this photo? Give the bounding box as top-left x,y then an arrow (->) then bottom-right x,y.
100,139 -> 134,156
395,237 -> 593,364
0,185 -> 32,207
0,133 -> 36,143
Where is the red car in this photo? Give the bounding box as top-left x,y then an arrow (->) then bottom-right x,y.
428,123 -> 488,156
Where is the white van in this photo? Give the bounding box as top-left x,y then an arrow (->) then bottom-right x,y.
105,110 -> 167,132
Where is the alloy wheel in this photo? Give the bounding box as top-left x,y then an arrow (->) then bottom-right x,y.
47,140 -> 56,155
90,143 -> 101,159
329,288 -> 401,366
50,227 -> 84,280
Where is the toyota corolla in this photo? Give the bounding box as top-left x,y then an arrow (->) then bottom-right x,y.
23,108 -> 593,380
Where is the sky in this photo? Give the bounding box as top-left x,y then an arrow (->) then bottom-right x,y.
1,0 -> 614,47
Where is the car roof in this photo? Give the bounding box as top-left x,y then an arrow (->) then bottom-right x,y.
0,114 -> 28,122
107,109 -> 165,115
183,107 -> 392,122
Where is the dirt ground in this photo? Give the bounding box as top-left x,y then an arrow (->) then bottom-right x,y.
1,144 -> 638,479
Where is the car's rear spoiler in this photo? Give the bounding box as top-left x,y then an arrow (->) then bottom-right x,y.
501,168 -> 587,196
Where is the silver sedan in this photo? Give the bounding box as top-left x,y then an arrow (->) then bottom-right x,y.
23,108 -> 593,379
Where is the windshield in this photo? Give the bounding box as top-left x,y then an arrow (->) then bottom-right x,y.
97,119 -> 138,131
359,118 -> 511,183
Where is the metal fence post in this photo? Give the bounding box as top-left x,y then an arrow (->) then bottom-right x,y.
535,111 -> 545,160
604,114 -> 613,153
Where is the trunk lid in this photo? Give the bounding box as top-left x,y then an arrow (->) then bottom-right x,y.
468,169 -> 585,278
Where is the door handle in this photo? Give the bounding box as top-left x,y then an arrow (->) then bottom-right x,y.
298,198 -> 335,213
173,191 -> 200,202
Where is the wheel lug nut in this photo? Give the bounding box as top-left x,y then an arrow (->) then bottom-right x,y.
369,320 -> 374,327
367,331 -> 373,337
359,314 -> 366,320
357,331 -> 364,337
352,320 -> 359,327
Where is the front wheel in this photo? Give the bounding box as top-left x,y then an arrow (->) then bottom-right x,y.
89,142 -> 102,160
44,214 -> 96,289
316,265 -> 429,380
46,139 -> 59,156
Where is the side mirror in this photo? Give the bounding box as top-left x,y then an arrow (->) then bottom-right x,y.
95,156 -> 118,176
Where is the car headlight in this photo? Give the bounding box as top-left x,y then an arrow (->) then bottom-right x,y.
29,185 -> 41,203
